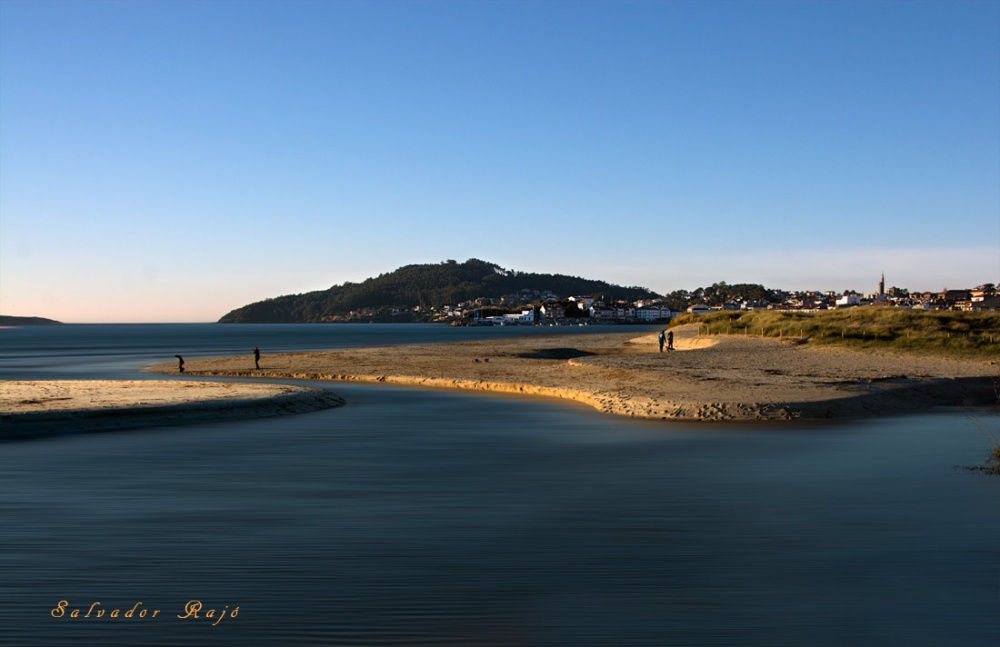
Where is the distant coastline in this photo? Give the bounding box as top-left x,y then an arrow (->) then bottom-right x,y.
217,258 -> 998,325
0,315 -> 62,326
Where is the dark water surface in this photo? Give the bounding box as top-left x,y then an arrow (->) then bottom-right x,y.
1,325 -> 998,645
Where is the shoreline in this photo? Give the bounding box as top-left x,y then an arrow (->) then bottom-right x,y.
0,380 -> 345,440
5,325 -> 995,433
144,325 -> 997,422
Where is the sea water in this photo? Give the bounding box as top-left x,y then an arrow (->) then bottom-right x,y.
1,324 -> 998,645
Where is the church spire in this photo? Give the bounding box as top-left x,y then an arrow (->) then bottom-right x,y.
879,273 -> 885,296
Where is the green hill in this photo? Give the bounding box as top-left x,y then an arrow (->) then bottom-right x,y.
219,259 -> 658,323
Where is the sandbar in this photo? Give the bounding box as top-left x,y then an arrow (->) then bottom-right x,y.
144,324 -> 998,422
1,380 -> 344,440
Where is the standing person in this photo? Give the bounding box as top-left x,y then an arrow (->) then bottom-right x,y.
253,346 -> 260,370
657,330 -> 666,352
175,355 -> 185,373
667,330 -> 674,351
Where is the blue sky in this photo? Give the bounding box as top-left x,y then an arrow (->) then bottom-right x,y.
2,0 -> 998,322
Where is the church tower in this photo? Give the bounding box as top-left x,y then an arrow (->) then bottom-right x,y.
878,273 -> 885,296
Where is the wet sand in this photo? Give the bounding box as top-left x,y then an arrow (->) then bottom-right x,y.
144,324 -> 997,422
1,380 -> 344,440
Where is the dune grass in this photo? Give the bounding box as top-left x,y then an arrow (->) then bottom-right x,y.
672,307 -> 1000,472
670,307 -> 1000,359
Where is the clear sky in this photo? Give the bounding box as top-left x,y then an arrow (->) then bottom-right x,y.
2,0 -> 998,323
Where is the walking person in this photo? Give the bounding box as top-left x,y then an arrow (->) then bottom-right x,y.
667,330 -> 674,351
657,329 -> 666,352
253,346 -> 260,370
175,355 -> 185,373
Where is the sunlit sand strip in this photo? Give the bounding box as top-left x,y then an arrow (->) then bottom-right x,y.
1,380 -> 345,440
143,324 -> 996,422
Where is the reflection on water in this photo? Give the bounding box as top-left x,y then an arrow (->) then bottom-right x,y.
2,384 -> 998,645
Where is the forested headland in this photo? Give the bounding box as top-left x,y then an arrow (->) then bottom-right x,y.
0,316 -> 62,326
218,259 -> 659,323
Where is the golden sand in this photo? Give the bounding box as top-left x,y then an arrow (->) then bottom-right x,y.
141,324 -> 996,422
1,380 -> 343,439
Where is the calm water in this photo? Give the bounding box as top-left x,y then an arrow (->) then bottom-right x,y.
1,325 -> 998,646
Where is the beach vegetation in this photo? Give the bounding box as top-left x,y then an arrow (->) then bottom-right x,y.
670,307 -> 1000,359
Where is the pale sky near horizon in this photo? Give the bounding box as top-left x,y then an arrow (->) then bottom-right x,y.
1,0 -> 998,323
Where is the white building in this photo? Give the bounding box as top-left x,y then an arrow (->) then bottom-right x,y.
503,309 -> 535,324
836,294 -> 862,307
589,306 -> 616,321
636,306 -> 673,322
615,305 -> 636,319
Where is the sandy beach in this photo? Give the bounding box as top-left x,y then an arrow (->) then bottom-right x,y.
143,324 -> 997,422
0,380 -> 344,439
6,325 -> 993,434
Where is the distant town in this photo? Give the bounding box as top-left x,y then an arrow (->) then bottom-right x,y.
417,276 -> 1000,326
217,259 -> 999,325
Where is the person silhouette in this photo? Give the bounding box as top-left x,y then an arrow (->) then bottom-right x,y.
175,355 -> 185,373
253,346 -> 260,370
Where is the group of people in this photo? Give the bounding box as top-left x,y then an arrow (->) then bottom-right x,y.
175,347 -> 261,373
657,329 -> 674,352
